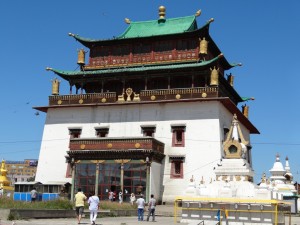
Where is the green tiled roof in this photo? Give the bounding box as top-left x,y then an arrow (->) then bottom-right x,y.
47,55 -> 222,77
118,15 -> 197,39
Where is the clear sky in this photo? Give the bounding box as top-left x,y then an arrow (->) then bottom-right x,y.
0,1 -> 299,183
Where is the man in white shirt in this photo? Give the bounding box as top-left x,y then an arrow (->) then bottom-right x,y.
88,192 -> 100,225
136,194 -> 145,221
147,194 -> 156,222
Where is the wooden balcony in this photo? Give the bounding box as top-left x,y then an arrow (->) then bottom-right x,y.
48,87 -> 219,106
68,137 -> 165,161
49,92 -> 116,106
70,137 -> 164,152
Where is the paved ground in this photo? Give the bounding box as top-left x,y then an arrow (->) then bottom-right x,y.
0,205 -> 299,225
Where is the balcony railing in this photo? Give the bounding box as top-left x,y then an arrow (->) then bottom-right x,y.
48,87 -> 219,106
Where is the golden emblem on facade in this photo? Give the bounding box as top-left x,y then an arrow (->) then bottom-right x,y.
79,99 -> 84,104
80,144 -> 85,150
135,143 -> 141,148
175,94 -> 181,99
107,143 -> 112,148
150,95 -> 156,100
101,98 -> 107,103
57,100 -> 62,105
201,93 -> 207,98
125,88 -> 133,101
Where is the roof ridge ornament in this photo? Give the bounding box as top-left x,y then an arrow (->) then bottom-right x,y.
195,10 -> 201,17
207,18 -> 214,24
124,18 -> 131,24
158,6 -> 166,23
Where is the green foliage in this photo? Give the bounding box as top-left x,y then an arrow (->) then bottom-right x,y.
7,212 -> 21,221
0,197 -> 73,210
0,198 -> 136,211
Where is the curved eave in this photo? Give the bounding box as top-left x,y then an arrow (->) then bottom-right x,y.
46,54 -> 222,80
69,22 -> 211,48
33,97 -> 259,134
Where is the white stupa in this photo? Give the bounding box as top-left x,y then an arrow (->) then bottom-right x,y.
184,115 -> 296,200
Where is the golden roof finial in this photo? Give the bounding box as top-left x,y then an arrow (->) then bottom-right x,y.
195,10 -> 201,17
158,6 -> 166,20
125,18 -> 131,24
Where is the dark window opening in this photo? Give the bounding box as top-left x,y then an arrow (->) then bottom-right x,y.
141,126 -> 156,137
69,128 -> 82,139
95,128 -> 109,137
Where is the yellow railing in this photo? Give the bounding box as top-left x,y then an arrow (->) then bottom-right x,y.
173,196 -> 291,225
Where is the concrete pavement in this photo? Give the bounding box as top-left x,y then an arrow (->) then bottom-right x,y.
0,204 -> 299,225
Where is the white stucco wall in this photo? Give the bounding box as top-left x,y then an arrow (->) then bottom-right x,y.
35,100 -> 252,202
150,162 -> 162,202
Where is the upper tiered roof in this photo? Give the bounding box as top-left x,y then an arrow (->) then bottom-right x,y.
118,15 -> 197,39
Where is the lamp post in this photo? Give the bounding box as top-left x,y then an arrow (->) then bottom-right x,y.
145,157 -> 150,203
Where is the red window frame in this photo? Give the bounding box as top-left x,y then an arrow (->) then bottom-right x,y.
170,160 -> 183,179
172,126 -> 185,147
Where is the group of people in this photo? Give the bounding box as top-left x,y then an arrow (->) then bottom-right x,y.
74,188 -> 100,225
108,190 -> 123,203
136,194 -> 156,222
75,188 -> 157,224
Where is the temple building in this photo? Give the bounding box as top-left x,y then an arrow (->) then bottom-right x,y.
34,6 -> 259,203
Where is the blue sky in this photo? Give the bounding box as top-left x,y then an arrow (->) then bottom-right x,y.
0,1 -> 299,183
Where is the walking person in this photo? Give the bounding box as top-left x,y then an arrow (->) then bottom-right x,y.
74,188 -> 87,224
118,190 -> 123,204
108,190 -> 113,202
88,192 -> 100,225
147,194 -> 156,222
136,194 -> 145,221
30,187 -> 37,203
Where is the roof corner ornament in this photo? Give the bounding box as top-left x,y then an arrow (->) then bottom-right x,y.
68,33 -> 75,37
199,37 -> 208,55
242,104 -> 249,118
158,6 -> 166,23
51,78 -> 60,96
124,18 -> 131,24
207,18 -> 214,24
46,67 -> 53,71
227,73 -> 234,87
77,49 -> 87,67
195,9 -> 201,17
210,66 -> 219,86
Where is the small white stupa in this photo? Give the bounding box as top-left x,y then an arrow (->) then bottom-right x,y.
268,154 -> 296,197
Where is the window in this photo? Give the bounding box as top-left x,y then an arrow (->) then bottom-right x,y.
141,125 -> 156,137
171,125 -> 186,147
69,128 -> 82,138
95,127 -> 109,137
170,156 -> 185,179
